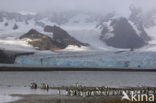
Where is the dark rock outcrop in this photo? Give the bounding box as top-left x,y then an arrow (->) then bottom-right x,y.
44,25 -> 53,32
0,50 -> 34,64
13,24 -> 18,30
44,25 -> 89,49
0,50 -> 14,64
4,22 -> 8,26
20,29 -> 60,50
0,17 -> 3,22
100,17 -> 148,49
20,28 -> 89,50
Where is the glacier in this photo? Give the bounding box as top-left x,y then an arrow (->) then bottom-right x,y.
15,51 -> 156,68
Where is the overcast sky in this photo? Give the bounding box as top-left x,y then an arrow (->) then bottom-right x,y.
0,0 -> 155,15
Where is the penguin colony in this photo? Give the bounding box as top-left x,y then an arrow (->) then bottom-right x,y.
30,82 -> 156,97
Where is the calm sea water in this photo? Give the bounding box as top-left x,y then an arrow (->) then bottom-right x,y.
0,71 -> 156,103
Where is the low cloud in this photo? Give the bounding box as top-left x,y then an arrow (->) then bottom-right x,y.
0,0 -> 155,15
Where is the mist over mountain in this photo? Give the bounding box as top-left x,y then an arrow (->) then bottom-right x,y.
0,0 -> 156,16
0,0 -> 156,51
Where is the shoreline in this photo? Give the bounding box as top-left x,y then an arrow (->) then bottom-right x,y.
8,94 -> 156,103
9,94 -> 122,103
0,64 -> 156,72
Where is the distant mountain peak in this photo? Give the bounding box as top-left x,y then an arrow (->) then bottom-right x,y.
100,17 -> 149,49
20,27 -> 89,50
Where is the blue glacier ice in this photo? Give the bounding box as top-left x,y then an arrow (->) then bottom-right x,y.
15,51 -> 156,68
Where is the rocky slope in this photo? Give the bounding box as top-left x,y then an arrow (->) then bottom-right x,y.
0,9 -> 156,50
20,29 -> 60,50
20,26 -> 89,50
99,17 -> 150,49
44,25 -> 89,48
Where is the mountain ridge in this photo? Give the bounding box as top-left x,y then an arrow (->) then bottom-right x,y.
0,10 -> 156,51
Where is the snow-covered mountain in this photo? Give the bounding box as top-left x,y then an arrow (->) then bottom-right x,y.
0,9 -> 156,52
99,17 -> 149,49
0,11 -> 105,51
97,6 -> 156,51
0,11 -> 100,33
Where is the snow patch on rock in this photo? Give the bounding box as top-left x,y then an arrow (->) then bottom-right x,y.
128,20 -> 142,36
62,45 -> 89,51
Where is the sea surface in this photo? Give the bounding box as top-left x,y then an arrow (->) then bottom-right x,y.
0,71 -> 156,103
